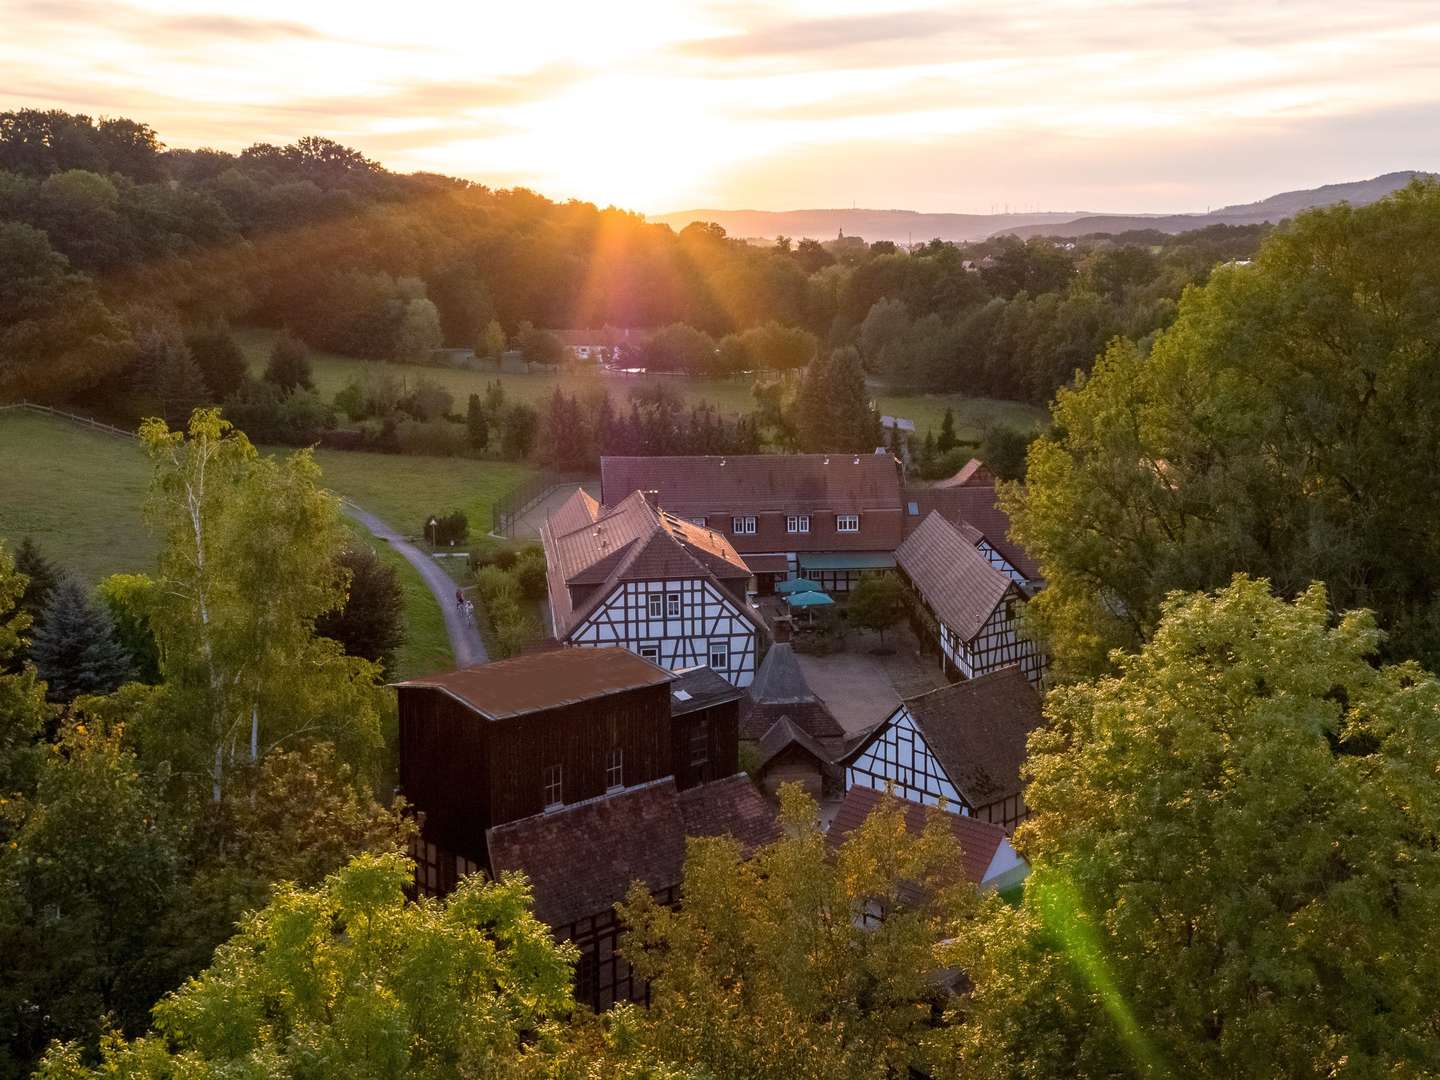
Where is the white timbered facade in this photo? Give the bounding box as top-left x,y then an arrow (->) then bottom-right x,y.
843,667 -> 1042,832
938,592 -> 1045,685
569,578 -> 758,688
541,488 -> 763,689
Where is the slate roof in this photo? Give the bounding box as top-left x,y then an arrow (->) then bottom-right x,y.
541,490 -> 758,638
902,485 -> 1040,581
896,512 -> 1015,642
738,643 -> 845,752
754,715 -> 833,772
829,786 -> 1008,886
669,666 -> 743,716
487,774 -> 779,928
903,666 -> 1042,807
600,454 -> 903,515
394,647 -> 672,720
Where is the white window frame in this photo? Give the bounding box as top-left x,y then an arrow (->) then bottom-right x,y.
732,515 -> 756,535
542,764 -> 563,810
836,513 -> 860,533
605,748 -> 624,791
708,641 -> 729,670
647,594 -> 663,618
786,514 -> 811,534
666,593 -> 682,618
639,644 -> 660,662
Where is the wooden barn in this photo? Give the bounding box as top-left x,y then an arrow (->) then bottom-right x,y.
396,646 -> 772,1012
841,666 -> 1043,832
738,639 -> 846,797
541,489 -> 764,687
895,511 -> 1045,685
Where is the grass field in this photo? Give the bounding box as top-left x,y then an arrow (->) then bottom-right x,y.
235,327 -> 1046,443
0,411 -> 155,582
341,519 -> 452,679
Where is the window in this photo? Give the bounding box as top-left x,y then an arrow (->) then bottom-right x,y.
1004,597 -> 1018,622
639,644 -> 659,661
456,855 -> 481,880
690,517 -> 707,526
907,501 -> 920,516
732,515 -> 756,535
689,718 -> 709,769
708,641 -> 729,670
606,748 -> 624,791
646,594 -> 663,618
543,764 -> 563,809
666,593 -> 682,618
786,514 -> 810,534
836,513 -> 860,532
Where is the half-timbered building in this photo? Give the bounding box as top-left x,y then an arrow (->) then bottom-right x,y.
600,454 -> 905,594
902,459 -> 1043,594
541,488 -> 763,687
841,666 -> 1043,832
396,646 -> 773,1012
896,510 -> 1046,684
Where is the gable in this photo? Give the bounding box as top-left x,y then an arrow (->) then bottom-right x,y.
844,704 -> 965,811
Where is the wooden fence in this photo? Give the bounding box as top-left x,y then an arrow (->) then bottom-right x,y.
0,400 -> 138,441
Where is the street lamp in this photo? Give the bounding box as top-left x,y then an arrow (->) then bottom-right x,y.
427,517 -> 438,547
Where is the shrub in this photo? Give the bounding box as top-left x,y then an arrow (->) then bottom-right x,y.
422,510 -> 468,547
513,549 -> 549,600
264,330 -> 313,391
395,417 -> 468,456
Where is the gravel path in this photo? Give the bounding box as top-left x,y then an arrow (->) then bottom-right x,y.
343,501 -> 487,669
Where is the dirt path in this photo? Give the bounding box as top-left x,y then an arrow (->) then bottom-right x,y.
343,501 -> 487,669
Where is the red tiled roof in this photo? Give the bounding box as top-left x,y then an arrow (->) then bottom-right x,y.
395,646 -> 671,720
601,454 -> 903,515
487,775 -> 778,928
903,485 -> 1040,581
545,487 -> 600,538
904,666 -> 1042,807
541,490 -> 756,637
829,786 -> 1006,886
896,512 -> 1014,641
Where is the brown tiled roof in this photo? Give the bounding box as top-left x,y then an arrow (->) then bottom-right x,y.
541,490 -> 756,637
905,666 -> 1042,807
739,643 -> 845,751
394,646 -> 671,720
903,486 -> 1040,581
669,666 -> 743,716
601,454 -> 903,515
754,715 -> 832,772
545,487 -> 600,537
896,512 -> 1014,642
829,786 -> 1007,886
487,775 -> 777,928
934,458 -> 995,488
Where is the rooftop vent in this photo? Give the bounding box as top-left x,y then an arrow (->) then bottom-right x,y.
823,456 -> 830,465
853,455 -> 860,465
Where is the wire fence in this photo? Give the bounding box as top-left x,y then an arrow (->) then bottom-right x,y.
0,400 -> 138,441
491,471 -> 594,537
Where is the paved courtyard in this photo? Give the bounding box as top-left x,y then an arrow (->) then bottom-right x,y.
791,624 -> 947,737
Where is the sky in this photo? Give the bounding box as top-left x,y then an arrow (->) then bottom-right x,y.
5,0 -> 1440,215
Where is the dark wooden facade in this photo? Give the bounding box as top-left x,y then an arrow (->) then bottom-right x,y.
669,700 -> 739,791
399,678 -> 675,880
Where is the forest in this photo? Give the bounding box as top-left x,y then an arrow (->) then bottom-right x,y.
0,108 -> 1265,443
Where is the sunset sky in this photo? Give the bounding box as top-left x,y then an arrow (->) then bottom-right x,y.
5,0 -> 1440,215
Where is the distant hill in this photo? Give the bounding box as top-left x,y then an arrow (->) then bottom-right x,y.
646,208 -> 1093,245
1001,171 -> 1434,239
653,172 -> 1436,245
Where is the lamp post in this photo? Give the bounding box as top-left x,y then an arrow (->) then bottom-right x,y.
427,517 -> 438,548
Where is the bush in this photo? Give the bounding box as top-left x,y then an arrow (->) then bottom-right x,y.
513,548 -> 549,600
397,377 -> 454,422
423,510 -> 468,546
264,330 -> 313,391
394,417 -> 468,456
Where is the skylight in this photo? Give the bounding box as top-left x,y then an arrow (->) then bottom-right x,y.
672,689 -> 693,702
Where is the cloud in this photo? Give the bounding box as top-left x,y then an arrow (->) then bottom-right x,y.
680,9 -> 963,59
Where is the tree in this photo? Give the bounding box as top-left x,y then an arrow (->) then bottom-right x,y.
1007,181 -> 1440,679
138,409 -> 385,800
29,578 -> 132,702
466,391 -> 489,450
0,721 -> 179,1069
38,852 -> 577,1079
947,577 -> 1440,1078
518,323 -> 567,367
95,573 -> 161,684
262,330 -> 312,391
184,327 -> 249,401
846,572 -> 906,646
619,786 -> 976,1080
12,536 -> 58,625
135,327 -> 208,428
794,346 -> 879,452
314,546 -> 405,676
0,541 -> 50,808
500,401 -> 539,459
393,297 -> 443,362
978,423 -> 1032,482
936,406 -> 958,454
475,318 -> 507,360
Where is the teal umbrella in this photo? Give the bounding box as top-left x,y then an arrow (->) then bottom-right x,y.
776,577 -> 821,595
786,590 -> 834,607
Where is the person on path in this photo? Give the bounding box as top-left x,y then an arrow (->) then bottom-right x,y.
455,588 -> 464,609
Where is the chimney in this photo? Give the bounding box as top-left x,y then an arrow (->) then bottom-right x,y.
641,489 -> 660,508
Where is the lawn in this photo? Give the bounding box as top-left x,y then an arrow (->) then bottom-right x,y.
341,519 -> 452,680
0,410 -> 155,582
235,327 -> 1047,445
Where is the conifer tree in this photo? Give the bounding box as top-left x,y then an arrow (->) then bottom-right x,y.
263,330 -> 313,392
12,537 -> 58,624
465,391 -> 488,450
937,406 -> 958,454
29,578 -> 133,702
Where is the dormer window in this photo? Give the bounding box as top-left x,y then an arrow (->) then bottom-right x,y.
786,514 -> 810,534
836,514 -> 860,533
732,515 -> 756,535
